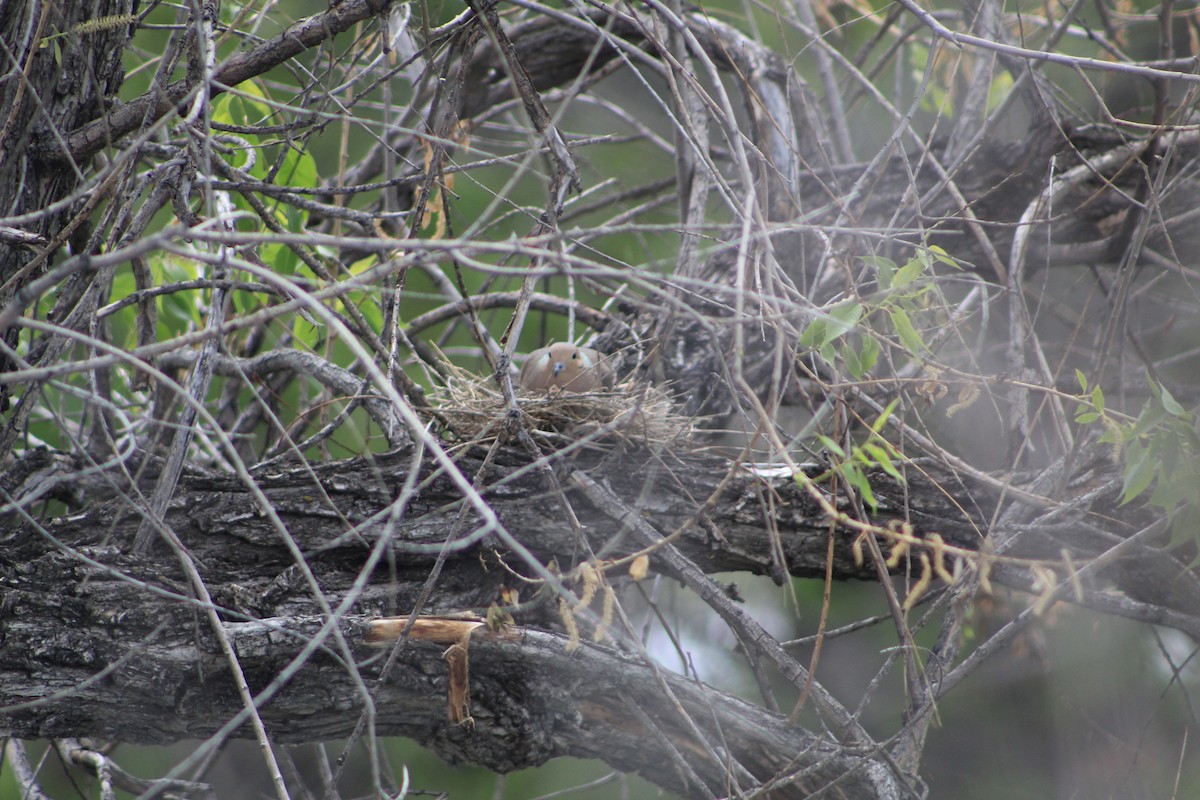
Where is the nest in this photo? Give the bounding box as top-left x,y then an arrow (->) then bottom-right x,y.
429,366 -> 693,450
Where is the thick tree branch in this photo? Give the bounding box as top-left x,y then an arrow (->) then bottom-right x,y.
0,587 -> 904,798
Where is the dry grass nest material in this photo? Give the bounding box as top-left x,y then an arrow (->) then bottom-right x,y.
430,367 -> 693,449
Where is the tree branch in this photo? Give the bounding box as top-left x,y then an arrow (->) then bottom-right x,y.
35,0 -> 397,164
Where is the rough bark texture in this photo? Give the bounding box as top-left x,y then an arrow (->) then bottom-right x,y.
0,0 -> 135,411
2,444 -> 971,798
5,444 -> 986,597
0,601 -> 902,799
1,438 -> 1187,791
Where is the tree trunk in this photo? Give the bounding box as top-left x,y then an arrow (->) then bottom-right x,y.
0,0 -> 135,414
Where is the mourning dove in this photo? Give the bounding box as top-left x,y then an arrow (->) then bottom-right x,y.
518,343 -> 614,393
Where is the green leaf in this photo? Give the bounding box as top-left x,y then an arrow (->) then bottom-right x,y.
261,243 -> 299,276
890,308 -> 924,354
802,303 -> 863,367
347,288 -> 383,332
842,462 -> 878,512
1148,473 -> 1185,511
927,245 -> 960,269
212,90 -> 271,135
1129,401 -> 1167,438
863,442 -> 904,481
816,435 -> 845,459
840,325 -> 874,380
292,314 -> 327,350
1159,384 -> 1186,417
1075,369 -> 1088,393
861,255 -> 896,271
843,343 -> 865,380
1157,431 -> 1181,475
1181,425 -> 1200,453
799,318 -> 828,350
1167,504 -> 1200,552
869,256 -> 896,291
872,399 -> 899,433
1120,440 -> 1155,505
858,336 -> 880,375
892,256 -> 926,290
828,301 -> 863,335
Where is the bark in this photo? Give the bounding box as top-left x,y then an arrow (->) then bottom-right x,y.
2,437 -> 1194,798
0,0 -> 135,411
0,444 -> 958,798
0,605 -> 902,799
4,444 -> 986,605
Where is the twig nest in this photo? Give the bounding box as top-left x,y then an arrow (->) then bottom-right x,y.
429,364 -> 692,449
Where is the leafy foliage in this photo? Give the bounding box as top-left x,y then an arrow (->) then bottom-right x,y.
1076,370 -> 1200,553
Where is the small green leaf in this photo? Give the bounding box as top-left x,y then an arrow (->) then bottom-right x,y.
843,343 -> 865,380
864,256 -> 897,291
348,289 -> 383,331
863,442 -> 904,481
1120,441 -> 1155,505
927,245 -> 960,269
803,303 -> 862,366
816,435 -> 845,459
872,399 -> 899,433
799,318 -> 828,349
1148,474 -> 1184,511
828,301 -> 863,335
843,463 -> 878,511
892,257 -> 926,289
858,336 -> 880,375
1159,385 -> 1185,417
1075,369 -> 1088,393
890,308 -> 923,354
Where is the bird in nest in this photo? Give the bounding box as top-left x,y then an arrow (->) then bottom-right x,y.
518,343 -> 615,393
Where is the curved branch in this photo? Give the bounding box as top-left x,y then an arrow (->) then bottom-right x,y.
404,291 -> 615,338
38,0 -> 395,163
